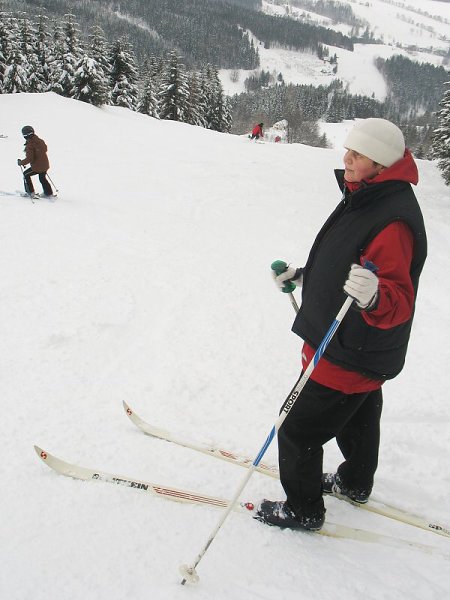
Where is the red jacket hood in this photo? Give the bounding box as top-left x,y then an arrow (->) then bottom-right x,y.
345,149 -> 418,192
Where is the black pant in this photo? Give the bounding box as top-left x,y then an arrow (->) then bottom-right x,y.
23,168 -> 53,196
278,377 -> 383,516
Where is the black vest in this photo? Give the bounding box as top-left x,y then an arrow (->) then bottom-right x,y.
292,170 -> 427,381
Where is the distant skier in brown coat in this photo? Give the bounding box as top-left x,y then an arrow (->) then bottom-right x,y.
17,126 -> 54,197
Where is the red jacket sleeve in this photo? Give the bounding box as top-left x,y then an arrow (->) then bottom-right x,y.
360,221 -> 414,329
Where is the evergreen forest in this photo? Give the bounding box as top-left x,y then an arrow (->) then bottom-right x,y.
231,56 -> 448,157
0,0 -> 353,67
0,0 -> 449,179
0,11 -> 232,132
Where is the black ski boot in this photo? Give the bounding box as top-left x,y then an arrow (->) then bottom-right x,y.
254,500 -> 325,531
322,472 -> 371,504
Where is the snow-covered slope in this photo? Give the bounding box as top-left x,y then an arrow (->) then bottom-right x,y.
220,0 -> 450,97
263,0 -> 450,49
1,93 -> 449,600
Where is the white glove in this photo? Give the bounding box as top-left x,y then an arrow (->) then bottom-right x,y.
273,264 -> 303,291
344,264 -> 379,309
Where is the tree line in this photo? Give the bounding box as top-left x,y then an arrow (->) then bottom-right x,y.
0,0 -> 354,68
0,11 -> 232,132
281,0 -> 366,28
432,80 -> 450,184
232,53 -> 448,157
375,55 -> 448,118
231,75 -> 445,157
1,5 -> 448,181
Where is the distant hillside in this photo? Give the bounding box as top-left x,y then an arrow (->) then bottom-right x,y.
0,0 -> 353,68
1,0 -> 447,159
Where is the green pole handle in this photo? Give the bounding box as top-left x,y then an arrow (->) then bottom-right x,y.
271,260 -> 296,293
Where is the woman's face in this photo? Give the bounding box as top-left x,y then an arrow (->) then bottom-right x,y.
343,149 -> 383,182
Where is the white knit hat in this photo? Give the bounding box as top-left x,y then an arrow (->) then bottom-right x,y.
344,118 -> 405,167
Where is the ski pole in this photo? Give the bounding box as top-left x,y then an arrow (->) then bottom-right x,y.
271,260 -> 300,312
18,163 -> 29,193
46,172 -> 58,193
179,263 -> 378,585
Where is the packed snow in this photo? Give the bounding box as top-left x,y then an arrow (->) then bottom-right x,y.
1,92 -> 449,600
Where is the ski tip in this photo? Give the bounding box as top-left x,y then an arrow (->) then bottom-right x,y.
123,400 -> 132,415
34,445 -> 48,460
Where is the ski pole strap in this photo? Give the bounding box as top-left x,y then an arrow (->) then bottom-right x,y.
271,260 -> 296,293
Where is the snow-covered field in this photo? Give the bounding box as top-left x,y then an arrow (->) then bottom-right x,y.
220,0 -> 450,97
1,92 -> 450,600
263,0 -> 450,48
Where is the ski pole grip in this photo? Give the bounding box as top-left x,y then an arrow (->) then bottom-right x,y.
271,260 -> 296,293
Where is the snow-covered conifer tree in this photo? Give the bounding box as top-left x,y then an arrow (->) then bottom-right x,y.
137,76 -> 159,117
2,48 -> 28,93
2,17 -> 28,94
35,14 -> 52,91
89,25 -> 110,103
150,55 -> 164,77
18,16 -> 43,92
72,54 -> 108,106
326,92 -> 345,123
432,81 -> 450,185
58,14 -> 84,97
185,71 -> 207,127
201,64 -> 231,132
0,12 -> 12,91
143,55 -> 164,89
200,66 -> 214,129
109,37 -> 139,110
158,50 -> 190,122
221,96 -> 233,133
48,24 -> 67,96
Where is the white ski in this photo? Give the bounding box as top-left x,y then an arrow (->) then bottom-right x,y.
36,193 -> 58,202
0,190 -> 56,202
123,401 -> 279,476
34,445 -> 443,554
123,401 -> 450,540
0,190 -> 38,203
